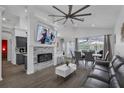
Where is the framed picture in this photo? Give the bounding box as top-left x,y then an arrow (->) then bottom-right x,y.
36,24 -> 56,44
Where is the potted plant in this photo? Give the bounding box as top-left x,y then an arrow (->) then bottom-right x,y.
65,61 -> 70,66
64,56 -> 70,66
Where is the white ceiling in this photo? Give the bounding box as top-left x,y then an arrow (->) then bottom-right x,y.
36,5 -> 122,28
0,5 -> 122,28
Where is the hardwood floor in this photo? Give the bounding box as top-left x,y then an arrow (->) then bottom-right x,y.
0,61 -> 90,88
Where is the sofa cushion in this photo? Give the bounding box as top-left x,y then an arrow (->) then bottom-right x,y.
94,56 -> 117,72
116,64 -> 124,87
83,77 -> 109,88
89,69 -> 109,83
109,67 -> 116,77
94,65 -> 108,72
110,76 -> 120,88
112,58 -> 124,71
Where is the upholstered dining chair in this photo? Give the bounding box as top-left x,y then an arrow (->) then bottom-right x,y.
95,51 -> 110,67
83,51 -> 95,67
74,51 -> 84,66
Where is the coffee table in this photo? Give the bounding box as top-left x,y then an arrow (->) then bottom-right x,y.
55,63 -> 77,78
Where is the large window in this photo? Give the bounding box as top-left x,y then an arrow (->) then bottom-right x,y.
66,41 -> 75,57
78,36 -> 104,52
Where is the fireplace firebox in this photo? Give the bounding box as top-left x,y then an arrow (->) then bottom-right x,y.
37,53 -> 52,63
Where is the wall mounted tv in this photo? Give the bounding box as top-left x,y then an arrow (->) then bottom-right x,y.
36,24 -> 56,44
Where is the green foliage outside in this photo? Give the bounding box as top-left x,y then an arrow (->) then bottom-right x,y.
78,42 -> 103,52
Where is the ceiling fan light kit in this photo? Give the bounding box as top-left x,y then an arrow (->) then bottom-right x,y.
48,5 -> 92,24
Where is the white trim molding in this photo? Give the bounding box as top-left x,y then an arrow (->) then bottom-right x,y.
0,7 -> 5,81
0,77 -> 3,81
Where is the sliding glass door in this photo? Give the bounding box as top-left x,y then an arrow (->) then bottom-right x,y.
78,35 -> 104,53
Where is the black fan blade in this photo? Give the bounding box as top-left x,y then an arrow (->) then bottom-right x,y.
63,19 -> 68,24
52,6 -> 67,16
68,5 -> 72,15
73,13 -> 92,17
71,19 -> 74,24
54,18 -> 65,22
48,15 -> 65,17
71,5 -> 90,16
72,17 -> 84,22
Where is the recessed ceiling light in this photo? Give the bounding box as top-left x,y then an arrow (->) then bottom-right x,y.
91,24 -> 95,27
2,17 -> 6,21
74,23 -> 78,27
25,9 -> 28,13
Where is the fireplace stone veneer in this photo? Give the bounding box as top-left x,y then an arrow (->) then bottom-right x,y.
34,47 -> 54,71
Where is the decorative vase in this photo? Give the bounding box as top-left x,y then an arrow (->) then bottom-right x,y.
66,61 -> 69,66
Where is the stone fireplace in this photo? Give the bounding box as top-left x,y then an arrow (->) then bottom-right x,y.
34,46 -> 54,71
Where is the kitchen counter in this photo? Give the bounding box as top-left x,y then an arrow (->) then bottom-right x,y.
16,53 -> 27,65
22,54 -> 27,56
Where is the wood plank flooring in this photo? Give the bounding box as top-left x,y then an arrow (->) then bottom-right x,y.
0,61 -> 90,88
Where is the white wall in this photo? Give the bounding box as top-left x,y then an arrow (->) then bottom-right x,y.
19,16 -> 28,30
11,29 -> 16,65
2,31 -> 12,62
15,27 -> 27,37
0,7 -> 4,81
114,6 -> 124,57
27,8 -> 56,74
2,28 -> 17,64
58,27 -> 113,39
7,39 -> 12,62
27,12 -> 35,74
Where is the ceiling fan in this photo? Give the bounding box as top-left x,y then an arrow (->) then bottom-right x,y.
48,5 -> 92,24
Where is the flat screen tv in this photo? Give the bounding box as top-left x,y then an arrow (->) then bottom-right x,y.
36,24 -> 56,44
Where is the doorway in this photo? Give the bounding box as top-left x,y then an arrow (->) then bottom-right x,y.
2,40 -> 8,61
2,40 -> 8,78
1,38 -> 26,79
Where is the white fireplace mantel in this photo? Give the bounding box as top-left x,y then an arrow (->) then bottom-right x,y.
30,44 -> 56,48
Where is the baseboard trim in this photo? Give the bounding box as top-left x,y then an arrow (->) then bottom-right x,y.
0,77 -> 3,81
26,70 -> 34,75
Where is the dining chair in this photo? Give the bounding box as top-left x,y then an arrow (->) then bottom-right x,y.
96,50 -> 109,61
95,50 -> 110,67
74,51 -> 84,66
70,50 -> 75,63
97,50 -> 103,59
83,51 -> 95,67
104,51 -> 109,61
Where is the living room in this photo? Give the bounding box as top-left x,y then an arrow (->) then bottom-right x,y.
0,3 -> 124,89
